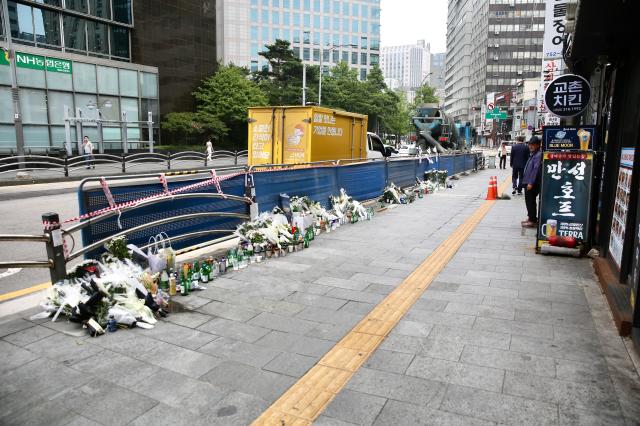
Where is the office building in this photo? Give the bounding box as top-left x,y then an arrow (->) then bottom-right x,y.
430,52 -> 445,102
216,0 -> 381,81
380,39 -> 430,103
445,0 -> 545,130
0,0 -> 159,154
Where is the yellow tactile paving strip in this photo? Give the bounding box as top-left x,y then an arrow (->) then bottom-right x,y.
253,178 -> 510,425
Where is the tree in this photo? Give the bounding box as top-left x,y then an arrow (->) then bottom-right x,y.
413,84 -> 439,105
383,92 -> 412,139
161,112 -> 227,143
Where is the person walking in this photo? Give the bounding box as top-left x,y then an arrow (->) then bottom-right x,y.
82,136 -> 94,169
205,140 -> 213,161
510,136 -> 529,195
499,142 -> 508,169
521,136 -> 542,228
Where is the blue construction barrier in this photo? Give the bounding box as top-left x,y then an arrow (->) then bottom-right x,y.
78,153 -> 478,258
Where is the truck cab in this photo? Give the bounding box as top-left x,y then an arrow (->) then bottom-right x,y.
367,132 -> 389,159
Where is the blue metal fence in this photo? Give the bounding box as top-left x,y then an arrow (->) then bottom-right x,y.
78,153 -> 478,258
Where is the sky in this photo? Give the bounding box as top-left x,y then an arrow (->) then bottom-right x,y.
380,0 -> 448,52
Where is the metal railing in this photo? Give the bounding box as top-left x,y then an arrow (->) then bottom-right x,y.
0,150 -> 248,178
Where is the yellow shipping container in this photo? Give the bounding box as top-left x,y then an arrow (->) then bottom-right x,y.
247,106 -> 369,166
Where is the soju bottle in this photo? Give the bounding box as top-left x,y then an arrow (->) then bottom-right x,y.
192,260 -> 200,282
303,232 -> 310,248
208,257 -> 216,281
159,269 -> 169,290
200,260 -> 209,283
180,270 -> 187,296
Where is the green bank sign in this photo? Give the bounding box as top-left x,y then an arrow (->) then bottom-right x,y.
15,52 -> 72,74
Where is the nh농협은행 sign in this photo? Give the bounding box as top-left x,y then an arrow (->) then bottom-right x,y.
537,151 -> 593,250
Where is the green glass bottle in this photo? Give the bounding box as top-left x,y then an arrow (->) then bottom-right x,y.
180,270 -> 187,296
200,260 -> 209,283
192,260 -> 200,282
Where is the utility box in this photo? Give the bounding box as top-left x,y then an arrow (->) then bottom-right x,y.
248,106 -> 368,166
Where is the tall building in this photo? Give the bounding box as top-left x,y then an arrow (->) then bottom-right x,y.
444,0 -> 473,122
0,0 -> 159,153
380,39 -> 430,103
216,0 -> 381,81
445,0 -> 545,131
430,52 -> 445,102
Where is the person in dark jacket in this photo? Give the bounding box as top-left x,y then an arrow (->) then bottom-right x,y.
521,136 -> 542,227
510,136 -> 529,195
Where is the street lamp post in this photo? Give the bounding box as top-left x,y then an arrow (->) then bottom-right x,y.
318,44 -> 357,106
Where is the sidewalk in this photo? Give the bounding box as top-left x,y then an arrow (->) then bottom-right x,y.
0,168 -> 638,425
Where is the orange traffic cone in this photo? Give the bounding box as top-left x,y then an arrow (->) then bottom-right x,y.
486,176 -> 497,200
492,176 -> 499,199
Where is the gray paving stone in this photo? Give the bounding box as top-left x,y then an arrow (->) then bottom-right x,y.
554,358 -> 611,384
0,317 -> 34,338
405,308 -> 476,329
52,379 -> 157,426
339,300 -> 375,315
200,360 -> 296,402
263,351 -> 318,377
334,262 -> 388,275
254,330 -> 334,357
444,301 -> 515,320
305,322 -> 353,342
390,319 -> 433,338
296,306 -> 362,326
364,283 -> 395,295
346,367 -> 446,406
351,272 -> 403,286
134,369 -> 228,415
482,295 -> 552,312
285,292 -> 349,310
315,415 -> 358,425
384,268 -> 411,279
457,284 -> 519,298
514,308 -> 595,330
0,398 -> 77,426
2,324 -> 57,347
406,355 -> 504,392
374,260 -> 418,271
64,415 -> 103,426
372,399 -> 494,426
473,316 -> 554,339
440,384 -> 559,425
70,349 -> 158,388
0,340 -> 40,374
437,274 -> 492,286
136,321 -> 218,350
460,345 -> 556,378
363,349 -> 415,374
558,405 -> 628,426
24,332 -> 101,365
504,370 -> 622,416
164,310 -> 212,329
517,288 -> 588,306
323,389 -> 387,425
421,289 -> 482,304
315,276 -> 370,291
197,300 -> 260,322
427,325 -> 511,350
509,335 -> 604,363
197,317 -> 270,343
129,402 -> 202,426
248,311 -> 320,334
379,333 -> 424,354
325,288 -> 385,304
412,298 -> 449,312
428,281 -> 462,292
207,276 -> 251,291
145,341 -> 224,378
201,390 -> 270,425
198,336 -> 281,367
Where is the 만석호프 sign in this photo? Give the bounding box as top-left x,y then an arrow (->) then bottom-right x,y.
537,151 -> 594,251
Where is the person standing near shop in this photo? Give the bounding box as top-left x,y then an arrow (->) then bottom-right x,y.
499,142 -> 508,169
82,136 -> 95,169
205,140 -> 213,161
510,136 -> 529,195
521,136 -> 542,228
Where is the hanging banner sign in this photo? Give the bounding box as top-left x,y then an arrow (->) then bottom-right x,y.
543,0 -> 567,60
544,74 -> 591,118
15,52 -> 72,74
537,151 -> 594,251
543,125 -> 597,151
0,49 -> 9,66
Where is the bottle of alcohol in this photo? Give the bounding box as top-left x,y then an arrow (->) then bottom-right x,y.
200,259 -> 209,283
160,269 -> 169,290
185,266 -> 192,294
303,231 -> 310,248
208,257 -> 216,281
169,270 -> 177,296
180,270 -> 187,296
192,260 -> 200,282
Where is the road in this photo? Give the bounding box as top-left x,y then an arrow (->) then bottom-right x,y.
0,159 -> 246,298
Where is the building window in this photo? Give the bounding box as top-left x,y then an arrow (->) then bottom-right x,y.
283,12 -> 290,25
16,66 -> 45,88
112,0 -> 132,24
0,125 -> 17,149
323,0 -> 330,13
250,9 -> 258,22
303,31 -> 310,44
352,3 -> 359,15
313,0 -> 320,12
304,13 -> 310,27
273,28 -> 280,40
361,53 -> 367,65
351,52 -> 358,65
97,66 -> 118,95
303,48 -> 310,61
110,26 -> 129,59
22,125 -> 50,148
304,0 -> 310,9
342,18 -> 348,32
361,36 -> 368,49
46,68 -> 72,91
140,72 -> 157,98
294,0 -> 300,8
262,10 -> 269,24
251,60 -> 259,72
370,54 -> 379,65
66,0 -> 88,14
342,51 -> 348,62
262,27 -> 269,41
63,15 -> 87,52
314,14 -> 320,28
0,87 -> 14,123
333,0 -> 339,14
342,3 -> 349,15
293,13 -> 300,26
352,20 -> 358,32
360,69 -> 367,80
87,21 -> 109,56
313,48 -> 319,61
34,8 -> 61,47
89,0 -> 111,19
19,89 -> 48,124
313,31 -> 319,45
10,2 -> 35,44
73,62 -> 97,93
332,50 -> 339,62
118,69 -> 138,97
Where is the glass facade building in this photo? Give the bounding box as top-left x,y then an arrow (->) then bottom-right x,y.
0,0 -> 159,153
217,0 -> 380,81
